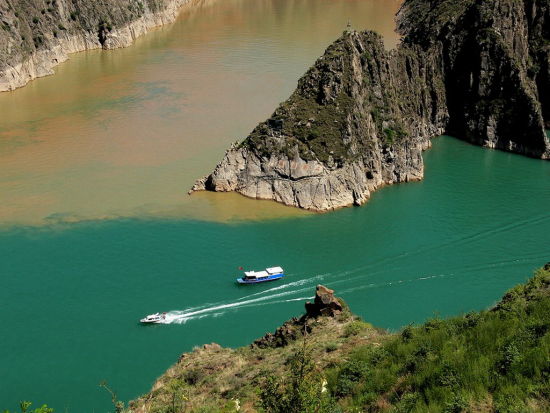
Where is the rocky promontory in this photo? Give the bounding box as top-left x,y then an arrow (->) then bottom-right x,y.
0,0 -> 191,91
127,265 -> 550,412
191,0 -> 550,211
252,285 -> 344,349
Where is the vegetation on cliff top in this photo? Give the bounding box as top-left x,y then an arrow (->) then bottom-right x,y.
240,31 -> 408,166
242,36 -> 356,165
5,265 -> 549,412
125,264 -> 550,413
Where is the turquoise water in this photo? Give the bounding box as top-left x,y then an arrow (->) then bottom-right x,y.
1,136 -> 549,411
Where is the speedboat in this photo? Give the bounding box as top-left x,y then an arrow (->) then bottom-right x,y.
237,266 -> 285,284
140,312 -> 167,324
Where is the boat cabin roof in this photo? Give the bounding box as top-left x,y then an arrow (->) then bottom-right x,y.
244,270 -> 269,278
244,266 -> 283,278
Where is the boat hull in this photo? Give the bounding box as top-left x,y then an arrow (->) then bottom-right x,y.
139,312 -> 166,324
236,274 -> 284,284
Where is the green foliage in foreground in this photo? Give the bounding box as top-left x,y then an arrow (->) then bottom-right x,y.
3,402 -> 53,413
260,338 -> 336,413
260,265 -> 550,412
324,265 -> 550,412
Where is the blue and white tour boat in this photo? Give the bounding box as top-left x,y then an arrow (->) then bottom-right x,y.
237,266 -> 285,284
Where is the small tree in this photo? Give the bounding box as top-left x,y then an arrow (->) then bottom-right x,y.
3,402 -> 53,413
259,326 -> 335,413
166,379 -> 189,413
99,381 -> 124,413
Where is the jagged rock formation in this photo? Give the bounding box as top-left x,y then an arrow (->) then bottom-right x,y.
191,0 -> 550,211
305,285 -> 343,317
0,0 -> 190,91
251,317 -> 307,349
253,284 -> 344,349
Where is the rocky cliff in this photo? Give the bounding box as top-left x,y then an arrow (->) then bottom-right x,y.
191,0 -> 550,211
128,285 -> 382,412
126,265 -> 550,412
0,0 -> 190,91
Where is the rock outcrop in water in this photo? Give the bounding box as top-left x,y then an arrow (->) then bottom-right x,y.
0,0 -> 190,91
191,0 -> 550,211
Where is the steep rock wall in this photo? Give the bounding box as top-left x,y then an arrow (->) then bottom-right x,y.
192,31 -> 447,211
191,0 -> 550,211
0,0 -> 189,91
397,0 -> 550,157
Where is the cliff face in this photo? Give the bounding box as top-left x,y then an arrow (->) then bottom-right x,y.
398,0 -> 550,157
0,0 -> 189,91
191,31 -> 447,211
191,0 -> 550,211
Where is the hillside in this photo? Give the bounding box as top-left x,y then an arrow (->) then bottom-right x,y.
127,264 -> 550,413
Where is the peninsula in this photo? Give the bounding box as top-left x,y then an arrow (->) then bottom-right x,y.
191,0 -> 550,211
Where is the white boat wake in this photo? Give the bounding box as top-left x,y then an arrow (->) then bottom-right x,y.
159,284 -> 317,324
146,247 -> 549,326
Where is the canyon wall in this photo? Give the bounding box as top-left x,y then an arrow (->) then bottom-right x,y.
191,0 -> 550,211
0,0 -> 190,91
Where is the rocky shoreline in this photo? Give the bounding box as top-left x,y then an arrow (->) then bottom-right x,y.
191,0 -> 550,211
0,0 -> 191,92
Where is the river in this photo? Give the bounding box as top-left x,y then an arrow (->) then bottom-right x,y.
1,0 -> 549,411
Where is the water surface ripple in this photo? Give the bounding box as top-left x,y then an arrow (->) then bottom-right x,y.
1,137 -> 549,410
1,0 -> 549,411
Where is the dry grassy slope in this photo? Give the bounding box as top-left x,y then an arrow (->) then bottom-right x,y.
128,302 -> 385,412
127,265 -> 550,413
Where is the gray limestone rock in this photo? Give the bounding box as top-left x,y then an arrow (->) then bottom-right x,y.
191,0 -> 550,211
0,0 -> 190,91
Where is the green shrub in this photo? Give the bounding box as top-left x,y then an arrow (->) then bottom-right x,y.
259,341 -> 336,413
183,368 -> 204,385
335,359 -> 369,396
343,320 -> 370,337
4,402 -> 54,413
442,393 -> 468,413
401,324 -> 414,342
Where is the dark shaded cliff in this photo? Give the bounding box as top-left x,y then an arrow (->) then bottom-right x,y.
398,0 -> 550,156
0,0 -> 189,91
192,0 -> 550,211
